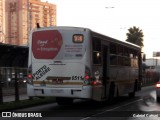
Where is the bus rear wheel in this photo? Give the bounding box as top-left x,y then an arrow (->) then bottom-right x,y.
129,91 -> 135,98
129,80 -> 137,98
157,97 -> 160,102
56,97 -> 73,106
108,82 -> 115,104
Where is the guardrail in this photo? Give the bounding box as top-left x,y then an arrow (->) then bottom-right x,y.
142,71 -> 159,86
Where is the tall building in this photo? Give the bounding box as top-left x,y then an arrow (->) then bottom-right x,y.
5,0 -> 56,45
0,0 -> 5,43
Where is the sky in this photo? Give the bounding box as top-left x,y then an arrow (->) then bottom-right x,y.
42,0 -> 160,58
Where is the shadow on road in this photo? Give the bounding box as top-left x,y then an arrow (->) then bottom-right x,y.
44,86 -> 160,119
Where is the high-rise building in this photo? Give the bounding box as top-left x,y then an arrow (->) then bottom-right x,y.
0,0 -> 5,43
5,0 -> 56,45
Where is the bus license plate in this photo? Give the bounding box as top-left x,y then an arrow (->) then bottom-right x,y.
52,79 -> 63,84
51,89 -> 64,93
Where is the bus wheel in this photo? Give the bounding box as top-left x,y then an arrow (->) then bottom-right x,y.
129,91 -> 135,98
157,97 -> 160,102
129,80 -> 137,98
56,97 -> 73,106
108,82 -> 115,104
29,96 -> 34,100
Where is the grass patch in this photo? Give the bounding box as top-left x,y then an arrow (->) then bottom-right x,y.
0,97 -> 56,111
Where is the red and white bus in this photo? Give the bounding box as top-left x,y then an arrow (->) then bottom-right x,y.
27,26 -> 142,105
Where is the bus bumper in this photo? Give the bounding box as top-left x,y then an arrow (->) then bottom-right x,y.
27,84 -> 92,99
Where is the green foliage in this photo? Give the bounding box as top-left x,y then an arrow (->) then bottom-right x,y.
126,26 -> 144,48
0,97 -> 55,111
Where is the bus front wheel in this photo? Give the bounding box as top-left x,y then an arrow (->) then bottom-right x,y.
56,97 -> 73,106
129,80 -> 137,98
108,82 -> 115,104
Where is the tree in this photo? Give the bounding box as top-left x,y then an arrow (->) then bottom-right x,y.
126,26 -> 144,48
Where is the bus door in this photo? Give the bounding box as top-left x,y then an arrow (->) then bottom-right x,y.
102,45 -> 109,99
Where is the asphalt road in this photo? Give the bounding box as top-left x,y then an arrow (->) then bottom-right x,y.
1,86 -> 160,120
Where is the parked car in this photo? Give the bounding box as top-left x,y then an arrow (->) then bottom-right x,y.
156,80 -> 160,102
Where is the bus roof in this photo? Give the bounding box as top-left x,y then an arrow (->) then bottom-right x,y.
33,26 -> 141,50
91,31 -> 141,50
33,26 -> 89,32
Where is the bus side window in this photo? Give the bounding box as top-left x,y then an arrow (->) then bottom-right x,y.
92,37 -> 101,64
93,52 -> 101,64
93,38 -> 101,51
110,55 -> 117,65
110,43 -> 117,54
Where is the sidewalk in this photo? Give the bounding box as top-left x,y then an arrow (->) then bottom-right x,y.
3,94 -> 29,102
1,88 -> 29,103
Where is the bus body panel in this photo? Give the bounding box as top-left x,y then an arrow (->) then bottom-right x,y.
27,84 -> 92,98
27,27 -> 93,99
109,66 -> 138,95
32,62 -> 85,87
27,26 -> 142,103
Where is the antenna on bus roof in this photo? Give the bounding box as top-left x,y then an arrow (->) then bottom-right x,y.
36,23 -> 40,28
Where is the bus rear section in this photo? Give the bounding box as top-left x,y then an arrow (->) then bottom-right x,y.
27,27 -> 92,105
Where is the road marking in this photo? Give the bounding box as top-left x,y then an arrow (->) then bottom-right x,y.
80,98 -> 143,120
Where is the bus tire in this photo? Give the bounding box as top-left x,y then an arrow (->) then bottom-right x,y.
29,96 -> 34,100
56,97 -> 73,106
129,91 -> 135,98
108,82 -> 115,104
129,80 -> 137,98
157,97 -> 160,102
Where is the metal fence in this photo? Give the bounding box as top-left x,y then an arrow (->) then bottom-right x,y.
142,71 -> 159,86
0,67 -> 28,103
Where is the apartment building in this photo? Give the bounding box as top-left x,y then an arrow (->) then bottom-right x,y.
0,0 -> 5,43
5,0 -> 56,45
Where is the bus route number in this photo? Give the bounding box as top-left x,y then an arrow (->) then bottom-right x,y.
72,76 -> 83,80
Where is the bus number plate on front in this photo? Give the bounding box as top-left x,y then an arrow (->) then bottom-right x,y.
52,79 -> 63,84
